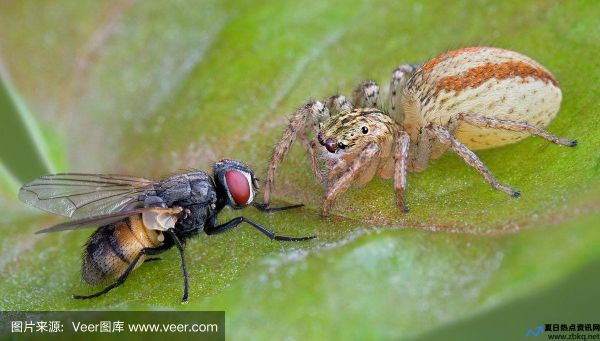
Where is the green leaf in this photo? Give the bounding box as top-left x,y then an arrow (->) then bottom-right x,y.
0,71 -> 63,183
1,0 -> 599,339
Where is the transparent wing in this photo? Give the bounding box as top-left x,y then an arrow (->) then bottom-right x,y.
35,207 -> 183,234
19,173 -> 156,219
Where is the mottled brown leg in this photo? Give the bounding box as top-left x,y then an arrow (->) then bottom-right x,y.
352,81 -> 380,108
394,130 -> 411,212
324,95 -> 353,116
428,125 -> 520,197
299,135 -> 323,184
410,127 -> 435,172
264,101 -> 329,205
388,64 -> 420,123
325,158 -> 348,188
322,143 -> 380,216
458,114 -> 577,147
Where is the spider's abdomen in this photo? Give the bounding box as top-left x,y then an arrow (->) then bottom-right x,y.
403,47 -> 561,150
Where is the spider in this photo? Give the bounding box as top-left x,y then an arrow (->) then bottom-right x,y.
263,47 -> 577,216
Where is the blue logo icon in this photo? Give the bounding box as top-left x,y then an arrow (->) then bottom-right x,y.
525,326 -> 544,336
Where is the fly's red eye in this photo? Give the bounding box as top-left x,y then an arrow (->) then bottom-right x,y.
225,170 -> 251,206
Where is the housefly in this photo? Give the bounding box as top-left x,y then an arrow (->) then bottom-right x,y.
19,159 -> 314,302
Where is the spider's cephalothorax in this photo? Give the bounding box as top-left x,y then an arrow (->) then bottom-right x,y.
318,108 -> 398,187
264,47 -> 577,216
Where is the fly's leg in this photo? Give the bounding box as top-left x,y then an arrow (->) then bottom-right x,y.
388,64 -> 420,123
427,124 -> 521,197
456,114 -> 577,147
394,130 -> 411,212
253,202 -> 303,212
144,257 -> 162,263
205,217 -> 316,241
264,101 -> 329,205
73,244 -> 170,300
167,230 -> 189,303
352,81 -> 380,108
322,143 -> 380,216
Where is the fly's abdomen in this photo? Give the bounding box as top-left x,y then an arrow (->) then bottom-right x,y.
82,215 -> 162,284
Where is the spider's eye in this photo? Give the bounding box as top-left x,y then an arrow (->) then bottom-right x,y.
337,142 -> 347,149
362,126 -> 369,134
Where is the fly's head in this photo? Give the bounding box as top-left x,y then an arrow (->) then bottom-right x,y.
213,159 -> 259,209
318,108 -> 396,160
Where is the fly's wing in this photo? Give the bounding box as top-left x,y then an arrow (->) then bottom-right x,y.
35,207 -> 184,234
19,173 -> 155,219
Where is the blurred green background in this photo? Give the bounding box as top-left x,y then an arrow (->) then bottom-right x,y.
1,1 -> 599,340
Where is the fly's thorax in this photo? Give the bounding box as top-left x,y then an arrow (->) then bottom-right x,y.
187,172 -> 218,205
176,203 -> 213,237
319,108 -> 397,159
158,172 -> 217,207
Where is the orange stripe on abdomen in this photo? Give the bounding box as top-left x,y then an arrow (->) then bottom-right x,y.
435,61 -> 558,94
114,220 -> 145,263
125,215 -> 160,248
420,47 -> 484,75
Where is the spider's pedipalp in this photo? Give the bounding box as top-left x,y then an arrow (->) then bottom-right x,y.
388,64 -> 420,124
352,81 -> 381,109
322,143 -> 380,216
324,158 -> 347,188
324,95 -> 353,116
263,101 -> 329,205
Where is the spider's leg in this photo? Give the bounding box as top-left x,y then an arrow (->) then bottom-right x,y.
388,64 -> 420,124
299,134 -> 323,185
410,127 -> 436,172
352,81 -> 380,108
264,101 -> 329,205
322,143 -> 380,216
394,130 -> 411,213
324,94 -> 353,116
454,114 -> 577,147
427,124 -> 520,197
324,158 -> 348,188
